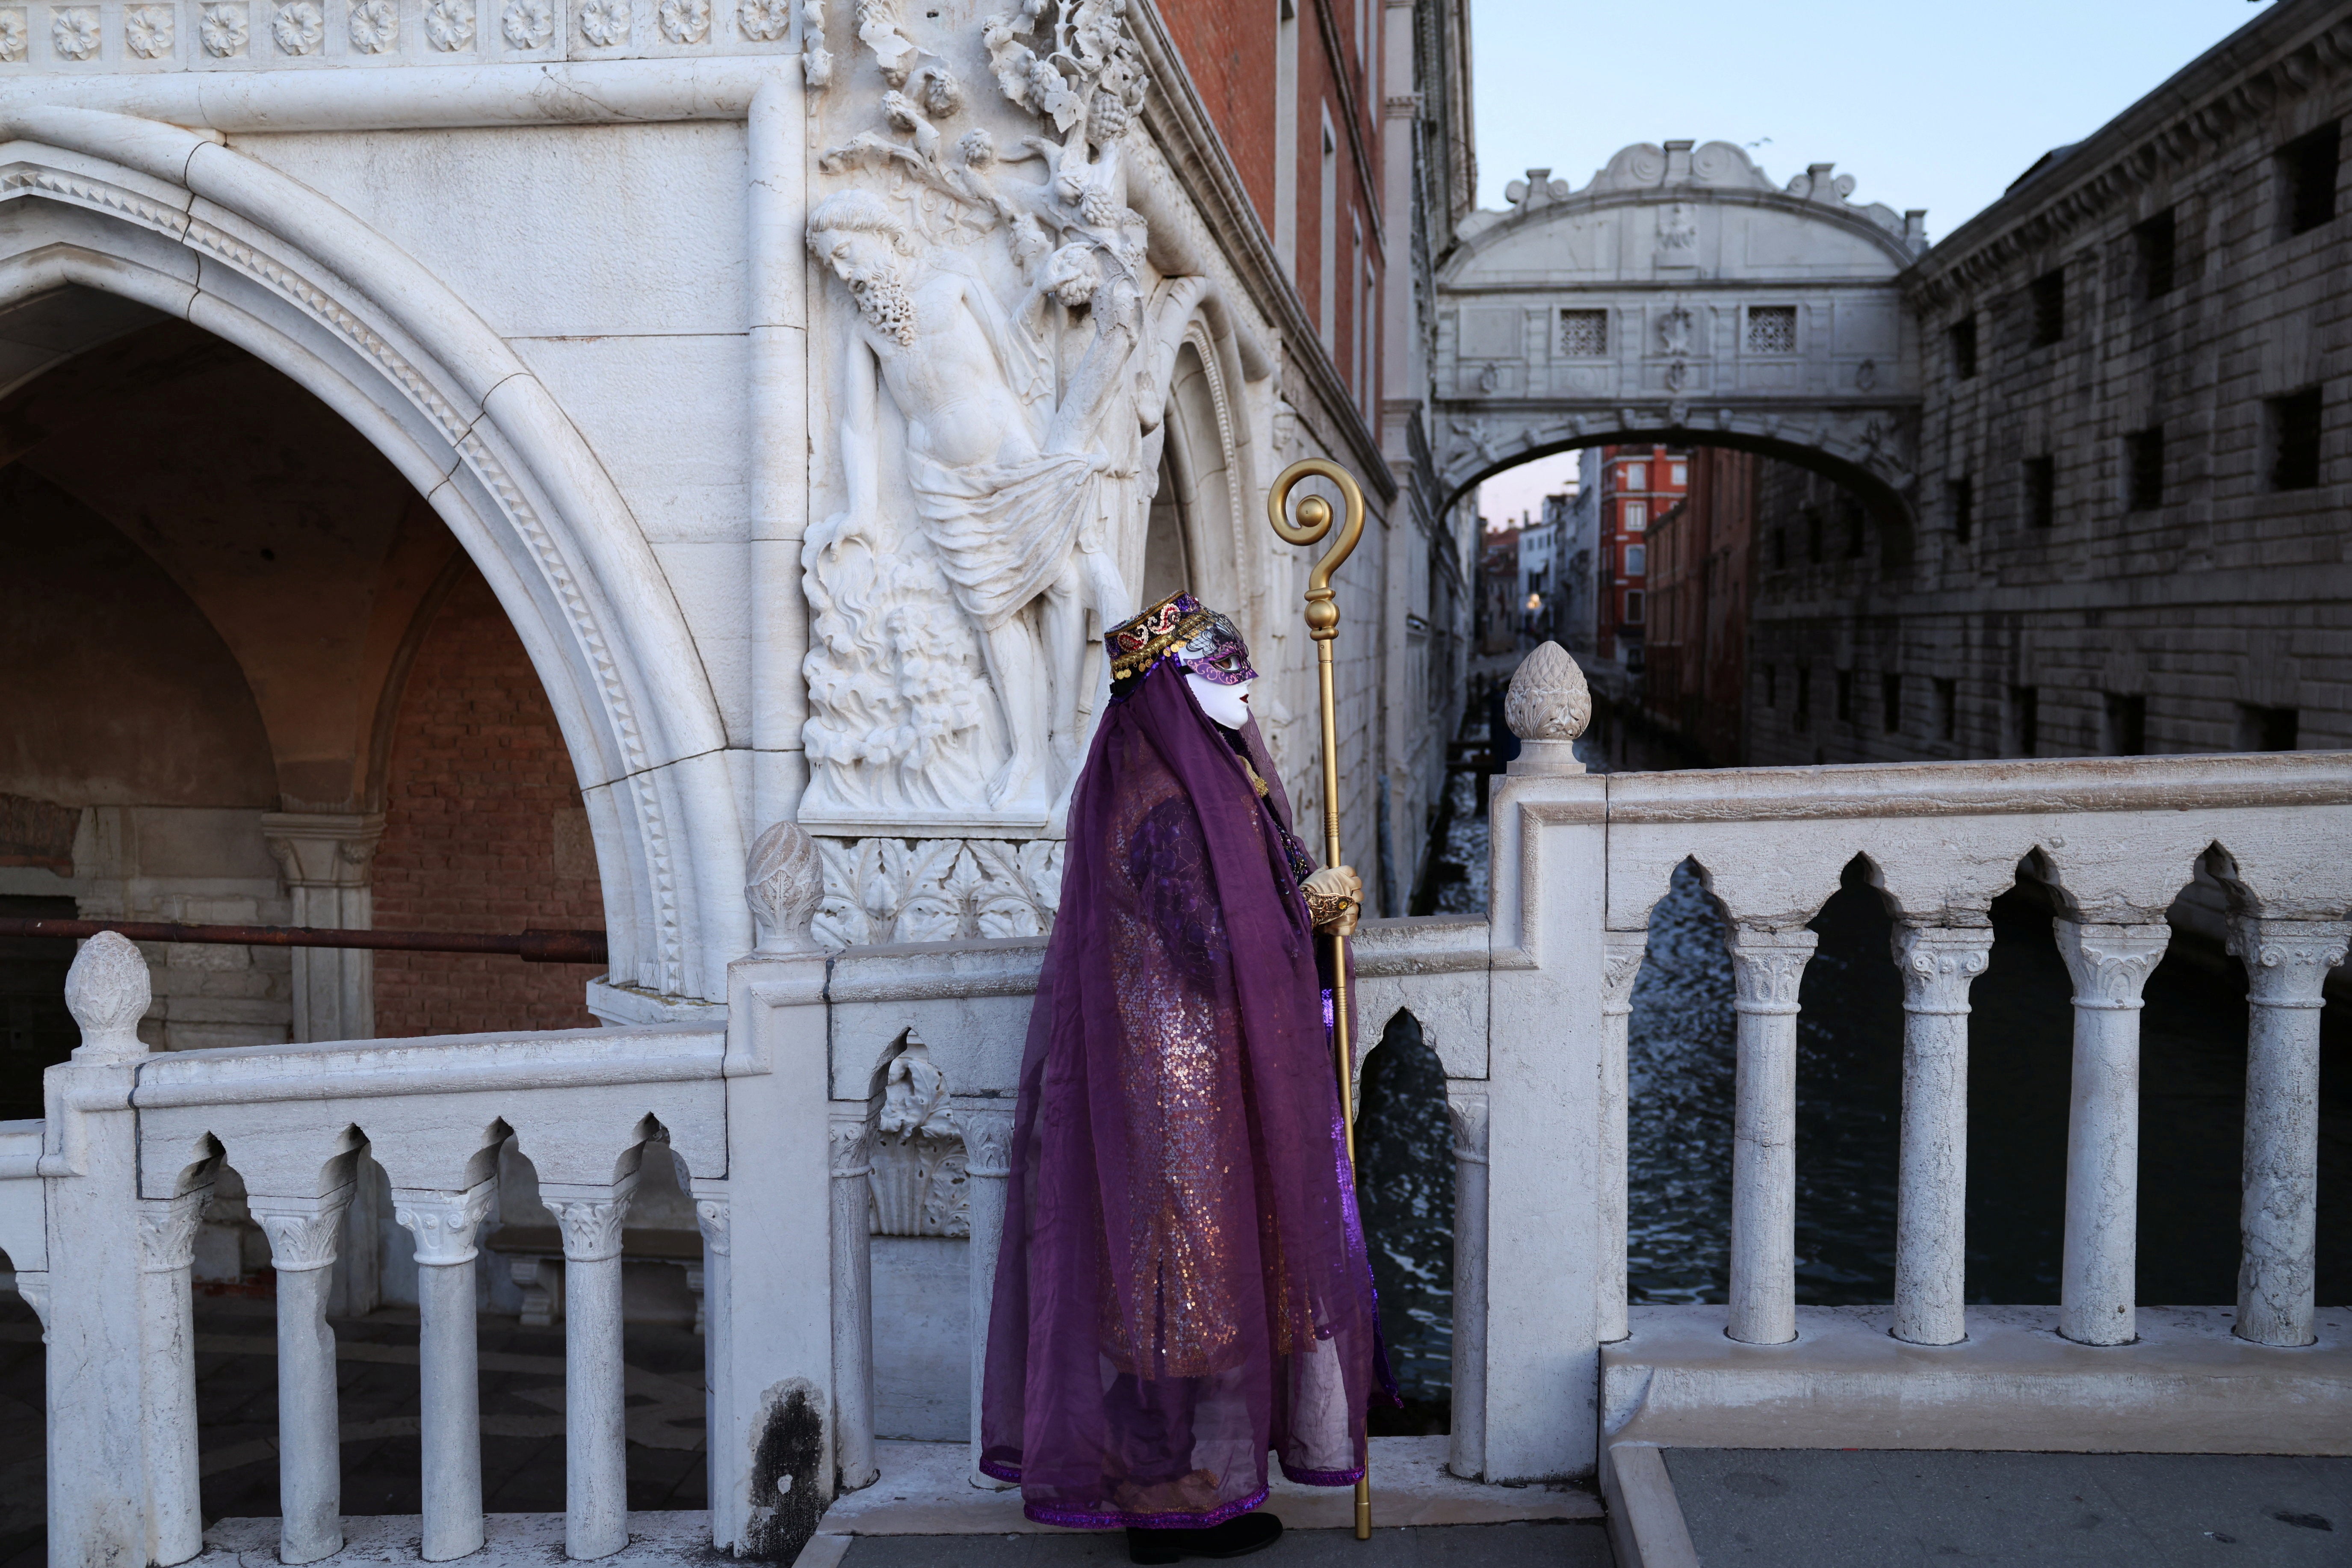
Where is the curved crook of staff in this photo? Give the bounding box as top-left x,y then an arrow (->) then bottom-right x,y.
1265,457 -> 1373,1542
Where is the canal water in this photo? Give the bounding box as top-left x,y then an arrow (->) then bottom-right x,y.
1354,697 -> 2352,1434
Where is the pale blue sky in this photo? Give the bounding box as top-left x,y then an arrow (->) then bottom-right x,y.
1472,0 -> 2272,524
1468,0 -> 2269,236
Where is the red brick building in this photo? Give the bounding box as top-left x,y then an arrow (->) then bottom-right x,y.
1593,443 -> 1690,669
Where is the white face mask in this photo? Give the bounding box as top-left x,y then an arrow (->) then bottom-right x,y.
1186,671 -> 1253,730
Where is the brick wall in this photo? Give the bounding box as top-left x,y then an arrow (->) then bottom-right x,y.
373,570 -> 604,1036
1161,0 -> 1276,227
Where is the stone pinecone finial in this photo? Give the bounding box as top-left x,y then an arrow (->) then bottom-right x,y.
745,820 -> 824,952
65,929 -> 152,1061
1505,641 -> 1592,741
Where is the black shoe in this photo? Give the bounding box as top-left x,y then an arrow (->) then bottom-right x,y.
1126,1511 -> 1284,1564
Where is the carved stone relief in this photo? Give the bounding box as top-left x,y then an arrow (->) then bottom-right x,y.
799,0 -> 1224,838
813,836 -> 1062,948
868,1036 -> 968,1238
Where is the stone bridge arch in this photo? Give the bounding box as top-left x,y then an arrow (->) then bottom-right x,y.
1436,139 -> 1928,521
0,106 -> 748,1001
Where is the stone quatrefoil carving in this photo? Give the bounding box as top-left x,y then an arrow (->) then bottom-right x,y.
272,0 -> 322,53
199,1 -> 248,54
424,0 -> 474,50
578,0 -> 629,45
347,0 -> 396,52
500,0 -> 552,45
50,6 -> 98,58
124,4 -> 173,56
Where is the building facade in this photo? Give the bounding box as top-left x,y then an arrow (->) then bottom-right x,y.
1590,442 -> 1687,687
1642,446 -> 1756,764
1747,0 -> 2351,768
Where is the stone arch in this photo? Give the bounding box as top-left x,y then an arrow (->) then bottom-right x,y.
0,107 -> 747,999
1436,139 -> 1927,529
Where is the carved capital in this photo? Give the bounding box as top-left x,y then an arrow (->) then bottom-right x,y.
1446,1091 -> 1490,1166
1601,933 -> 1647,1016
692,1192 -> 732,1257
249,1183 -> 358,1274
541,1173 -> 641,1264
1892,924 -> 1994,1016
13,1271 -> 49,1334
962,1106 -> 1016,1180
1504,641 -> 1591,743
2053,921 -> 2170,1011
65,930 -> 151,1062
747,820 -> 825,952
136,1187 -> 214,1275
2227,918 -> 2351,1010
1727,926 -> 1817,1015
829,1113 -> 875,1180
260,811 -> 386,889
392,1179 -> 496,1267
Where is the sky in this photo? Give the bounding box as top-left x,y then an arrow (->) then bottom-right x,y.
1471,0 -> 2269,524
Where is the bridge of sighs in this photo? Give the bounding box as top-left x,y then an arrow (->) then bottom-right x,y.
1434,139 -> 1929,518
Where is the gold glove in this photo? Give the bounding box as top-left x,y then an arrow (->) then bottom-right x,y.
1301,865 -> 1362,937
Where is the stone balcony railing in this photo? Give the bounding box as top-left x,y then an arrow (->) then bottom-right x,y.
6,644 -> 2350,1565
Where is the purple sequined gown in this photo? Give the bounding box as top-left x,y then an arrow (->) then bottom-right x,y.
978,659 -> 1386,1529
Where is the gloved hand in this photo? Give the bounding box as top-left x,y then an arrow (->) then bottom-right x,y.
1301,865 -> 1362,936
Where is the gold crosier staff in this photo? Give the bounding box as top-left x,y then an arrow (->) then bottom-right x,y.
1265,458 -> 1373,1543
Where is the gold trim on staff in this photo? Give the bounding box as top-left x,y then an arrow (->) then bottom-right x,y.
1265,457 -> 1373,1543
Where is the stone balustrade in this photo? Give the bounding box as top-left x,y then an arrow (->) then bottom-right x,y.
7,678 -> 2351,1560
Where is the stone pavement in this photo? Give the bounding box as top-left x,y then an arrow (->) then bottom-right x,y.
1666,1450 -> 2349,1567
833,1522 -> 1610,1565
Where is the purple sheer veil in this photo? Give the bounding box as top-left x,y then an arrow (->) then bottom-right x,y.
978,660 -> 1380,1528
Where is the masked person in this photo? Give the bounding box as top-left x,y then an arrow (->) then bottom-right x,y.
979,591 -> 1392,1565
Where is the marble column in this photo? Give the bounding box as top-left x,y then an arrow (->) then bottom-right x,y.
2052,920 -> 2169,1347
136,1184 -> 214,1568
961,1106 -> 1016,1489
1725,925 -> 1815,1346
249,1184 -> 358,1565
829,1109 -> 878,1492
1890,923 -> 1993,1347
2226,917 -> 2349,1347
1445,1089 -> 1490,1481
1597,934 -> 1646,1344
542,1174 -> 641,1559
393,1179 -> 496,1560
260,811 -> 385,1044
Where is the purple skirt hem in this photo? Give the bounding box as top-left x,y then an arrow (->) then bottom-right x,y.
1279,1463 -> 1366,1487
978,1458 -> 1022,1484
1022,1485 -> 1272,1532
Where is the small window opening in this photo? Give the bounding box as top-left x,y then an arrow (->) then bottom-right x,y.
2239,704 -> 2299,753
2134,208 -> 2177,299
1935,678 -> 1957,741
2267,388 -> 2323,491
2029,269 -> 2065,347
2125,427 -> 2164,511
2010,685 -> 2039,756
1951,475 -> 1975,543
2024,455 -> 2056,529
2104,692 -> 2147,756
2281,122 -> 2340,237
1882,672 -> 1903,735
1949,316 -> 1979,380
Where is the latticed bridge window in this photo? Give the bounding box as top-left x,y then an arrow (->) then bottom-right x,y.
1558,309 -> 1608,356
1746,306 -> 1797,354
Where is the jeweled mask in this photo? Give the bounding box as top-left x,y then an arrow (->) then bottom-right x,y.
1108,592 -> 1257,689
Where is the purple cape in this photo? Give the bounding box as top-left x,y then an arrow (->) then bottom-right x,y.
978,660 -> 1383,1528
